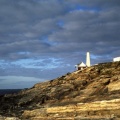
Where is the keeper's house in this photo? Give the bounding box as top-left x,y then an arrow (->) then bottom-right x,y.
113,57 -> 120,62
75,62 -> 86,70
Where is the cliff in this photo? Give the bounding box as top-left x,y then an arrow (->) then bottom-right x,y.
0,61 -> 120,120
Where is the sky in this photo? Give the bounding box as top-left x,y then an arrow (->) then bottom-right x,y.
0,0 -> 120,89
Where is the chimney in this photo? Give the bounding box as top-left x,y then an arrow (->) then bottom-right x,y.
86,52 -> 90,67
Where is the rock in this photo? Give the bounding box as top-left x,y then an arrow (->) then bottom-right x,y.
0,115 -> 4,120
82,80 -> 88,86
0,61 -> 120,119
108,80 -> 120,92
0,116 -> 20,120
22,99 -> 120,119
5,117 -> 20,120
101,79 -> 110,85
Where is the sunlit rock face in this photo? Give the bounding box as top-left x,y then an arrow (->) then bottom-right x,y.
0,61 -> 120,120
0,116 -> 20,120
22,99 -> 120,120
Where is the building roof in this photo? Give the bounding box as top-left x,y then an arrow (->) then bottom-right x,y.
78,62 -> 86,67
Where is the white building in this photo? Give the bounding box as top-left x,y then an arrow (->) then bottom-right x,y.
75,62 -> 86,70
113,57 -> 120,62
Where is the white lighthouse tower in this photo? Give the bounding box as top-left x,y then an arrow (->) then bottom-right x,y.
86,52 -> 90,67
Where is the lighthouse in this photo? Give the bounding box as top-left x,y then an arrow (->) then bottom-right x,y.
86,52 -> 90,67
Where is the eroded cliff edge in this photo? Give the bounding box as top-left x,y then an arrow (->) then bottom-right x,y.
0,62 -> 120,120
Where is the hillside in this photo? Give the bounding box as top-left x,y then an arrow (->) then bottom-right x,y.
0,61 -> 120,120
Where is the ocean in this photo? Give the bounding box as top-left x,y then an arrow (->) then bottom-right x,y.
0,89 -> 22,95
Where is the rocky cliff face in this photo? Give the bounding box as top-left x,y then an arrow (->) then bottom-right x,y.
0,62 -> 120,120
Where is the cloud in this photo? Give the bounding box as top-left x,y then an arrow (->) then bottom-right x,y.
48,2 -> 120,56
0,0 -> 119,60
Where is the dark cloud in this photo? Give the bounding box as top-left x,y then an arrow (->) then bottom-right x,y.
0,0 -> 120,88
48,2 -> 120,56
